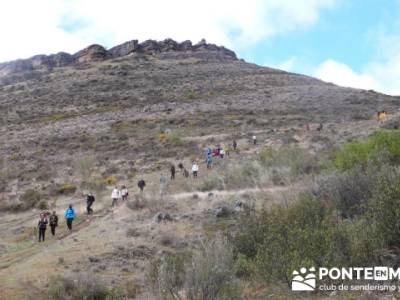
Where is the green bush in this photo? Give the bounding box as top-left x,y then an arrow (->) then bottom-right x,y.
166,132 -> 183,147
333,131 -> 400,170
232,196 -> 364,285
57,183 -> 77,195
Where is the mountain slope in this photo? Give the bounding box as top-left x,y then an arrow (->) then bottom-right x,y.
0,38 -> 399,208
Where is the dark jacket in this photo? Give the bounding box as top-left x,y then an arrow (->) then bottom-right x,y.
49,215 -> 58,227
87,194 -> 95,204
138,180 -> 146,189
38,219 -> 48,230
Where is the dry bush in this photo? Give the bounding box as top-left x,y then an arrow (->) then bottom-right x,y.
185,235 -> 241,300
48,272 -> 115,300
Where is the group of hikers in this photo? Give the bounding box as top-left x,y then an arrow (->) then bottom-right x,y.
37,205 -> 75,242
35,137 -> 255,243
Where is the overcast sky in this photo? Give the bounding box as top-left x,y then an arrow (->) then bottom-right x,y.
1,0 -> 399,95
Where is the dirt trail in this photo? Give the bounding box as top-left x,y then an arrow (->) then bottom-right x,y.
171,186 -> 288,200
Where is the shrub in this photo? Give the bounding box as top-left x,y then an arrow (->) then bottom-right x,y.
48,273 -> 112,300
185,235 -> 241,300
166,132 -> 183,147
312,166 -> 380,218
148,252 -> 189,300
232,196 -> 358,285
258,147 -> 320,179
368,177 -> 400,248
20,189 -> 41,210
126,228 -> 140,238
57,183 -> 77,195
104,176 -> 117,186
37,200 -> 49,210
333,131 -> 400,170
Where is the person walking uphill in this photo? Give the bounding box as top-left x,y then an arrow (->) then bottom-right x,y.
64,204 -> 76,231
49,211 -> 58,236
111,186 -> 120,207
192,162 -> 199,178
86,193 -> 95,215
121,186 -> 129,201
38,213 -> 48,242
170,165 -> 176,180
138,179 -> 146,192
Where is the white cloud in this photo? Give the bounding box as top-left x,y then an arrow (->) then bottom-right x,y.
314,32 -> 400,96
0,0 -> 337,62
314,60 -> 381,90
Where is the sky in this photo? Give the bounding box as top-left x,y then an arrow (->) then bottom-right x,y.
1,0 -> 400,95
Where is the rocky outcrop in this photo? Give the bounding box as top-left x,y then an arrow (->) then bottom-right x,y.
108,40 -> 139,58
0,38 -> 237,78
73,44 -> 109,63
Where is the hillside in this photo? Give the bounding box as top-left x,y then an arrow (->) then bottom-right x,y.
1,38 -> 400,299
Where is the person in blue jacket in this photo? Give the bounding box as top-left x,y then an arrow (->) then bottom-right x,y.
64,204 -> 76,231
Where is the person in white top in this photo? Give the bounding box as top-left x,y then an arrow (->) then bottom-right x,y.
252,135 -> 257,145
111,186 -> 120,207
192,162 -> 199,178
220,148 -> 225,159
121,185 -> 128,201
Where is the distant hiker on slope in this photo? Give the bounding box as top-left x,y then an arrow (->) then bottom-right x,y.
192,162 -> 199,178
220,147 -> 226,159
64,204 -> 76,231
170,165 -> 176,180
252,135 -> 257,145
38,213 -> 48,242
138,179 -> 146,192
86,192 -> 95,215
233,140 -> 237,151
49,211 -> 58,236
183,168 -> 190,178
160,174 -> 168,195
121,185 -> 129,201
206,155 -> 213,169
111,186 -> 120,207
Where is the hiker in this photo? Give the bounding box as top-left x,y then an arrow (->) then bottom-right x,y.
252,135 -> 257,145
220,147 -> 225,159
86,192 -> 95,215
206,155 -> 213,169
233,140 -> 237,151
49,211 -> 58,236
38,213 -> 48,242
192,162 -> 199,178
160,174 -> 167,195
121,185 -> 129,201
183,169 -> 190,178
138,179 -> 146,192
64,204 -> 76,231
111,186 -> 120,207
170,165 -> 176,180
